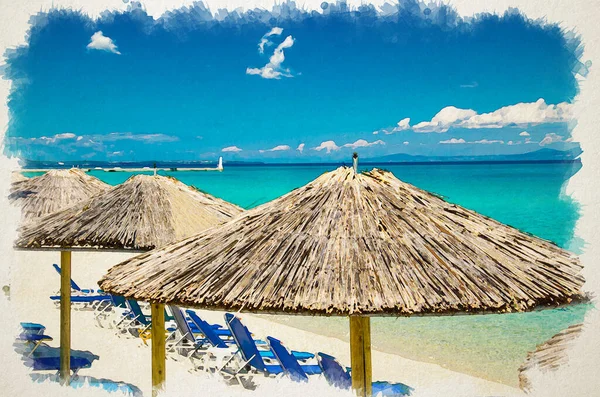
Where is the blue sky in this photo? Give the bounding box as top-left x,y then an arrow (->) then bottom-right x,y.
2,1 -> 586,162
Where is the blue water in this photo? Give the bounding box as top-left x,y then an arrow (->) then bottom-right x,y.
23,162 -> 588,384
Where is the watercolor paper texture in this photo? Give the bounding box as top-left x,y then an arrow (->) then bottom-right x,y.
0,1 -> 598,397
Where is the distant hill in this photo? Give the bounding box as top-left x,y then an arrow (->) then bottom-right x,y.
365,148 -> 582,164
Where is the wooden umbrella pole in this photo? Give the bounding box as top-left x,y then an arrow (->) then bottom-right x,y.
350,316 -> 372,397
59,250 -> 71,385
151,303 -> 166,397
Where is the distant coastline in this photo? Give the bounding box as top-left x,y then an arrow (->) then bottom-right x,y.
18,148 -> 582,170
19,159 -> 582,171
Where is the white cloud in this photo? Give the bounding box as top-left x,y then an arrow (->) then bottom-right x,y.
86,31 -> 121,55
519,131 -> 530,137
458,99 -> 572,130
539,133 -> 565,146
388,117 -> 411,134
439,138 -> 504,144
413,107 -> 477,133
94,132 -> 178,143
439,138 -> 466,144
258,27 -> 283,54
27,132 -> 77,144
403,141 -> 409,145
342,139 -> 385,149
247,34 -> 295,79
470,139 -> 504,144
108,151 -> 124,157
313,138 -> 386,154
222,146 -> 243,152
314,141 -> 340,153
259,144 -> 291,153
297,143 -> 305,153
11,132 -> 181,158
383,99 -> 573,134
378,117 -> 412,135
15,132 -> 178,148
54,132 -> 76,140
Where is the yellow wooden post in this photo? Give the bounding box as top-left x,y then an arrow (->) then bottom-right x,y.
59,251 -> 71,385
349,316 -> 372,397
151,303 -> 166,397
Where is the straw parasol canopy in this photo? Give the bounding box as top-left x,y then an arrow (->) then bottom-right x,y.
98,166 -> 584,315
518,323 -> 583,391
9,168 -> 109,223
10,171 -> 28,184
15,174 -> 243,251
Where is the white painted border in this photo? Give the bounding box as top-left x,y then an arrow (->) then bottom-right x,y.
0,1 -> 598,396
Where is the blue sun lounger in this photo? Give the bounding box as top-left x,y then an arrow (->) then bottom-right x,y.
184,310 -> 231,337
120,301 -> 177,329
50,294 -> 111,302
16,333 -> 54,356
113,300 -> 154,336
113,300 -> 177,339
23,345 -> 99,376
167,307 -> 229,337
168,306 -> 214,352
317,352 -> 413,396
26,345 -> 100,361
125,300 -> 151,326
267,336 -> 322,381
224,313 -> 314,361
93,294 -> 127,310
168,307 -> 240,353
53,264 -> 100,294
221,312 -> 284,379
17,333 -> 53,342
20,322 -> 46,335
185,310 -> 235,348
110,295 -> 127,308
16,323 -> 51,355
24,355 -> 96,374
93,294 -> 128,325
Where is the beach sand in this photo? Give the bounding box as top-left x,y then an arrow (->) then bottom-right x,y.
3,249 -> 526,397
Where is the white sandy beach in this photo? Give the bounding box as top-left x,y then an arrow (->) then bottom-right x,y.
1,249 -> 526,397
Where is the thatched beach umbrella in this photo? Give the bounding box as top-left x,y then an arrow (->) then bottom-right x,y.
10,171 -> 28,184
9,168 -> 109,223
15,174 -> 243,385
99,161 -> 584,397
518,323 -> 583,392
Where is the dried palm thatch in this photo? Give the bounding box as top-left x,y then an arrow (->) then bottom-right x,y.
518,323 -> 583,391
99,167 -> 584,315
11,172 -> 27,184
15,174 -> 243,251
9,169 -> 109,223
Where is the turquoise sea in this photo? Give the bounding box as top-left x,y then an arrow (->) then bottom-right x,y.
23,162 -> 590,385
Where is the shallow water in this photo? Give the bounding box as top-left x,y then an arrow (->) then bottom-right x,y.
23,162 -> 588,385
263,303 -> 591,386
